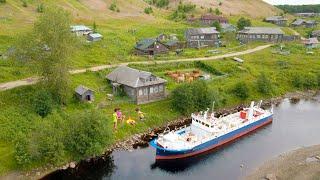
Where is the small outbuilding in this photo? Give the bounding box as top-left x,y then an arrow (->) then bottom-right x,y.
200,14 -> 228,25
106,66 -> 167,104
75,85 -> 95,102
70,25 -> 93,36
88,33 -> 103,42
302,38 -> 320,49
134,38 -> 169,56
311,30 -> 320,39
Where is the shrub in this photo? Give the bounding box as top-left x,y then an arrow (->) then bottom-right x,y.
37,3 -> 44,13
144,7 -> 153,14
31,90 -> 54,118
292,74 -> 317,89
65,110 -> 113,158
215,8 -> 221,15
257,73 -> 272,95
145,0 -> 169,8
237,17 -> 251,30
212,20 -> 222,32
22,0 -> 27,7
172,81 -> 213,115
109,2 -> 117,11
232,82 -> 249,100
0,0 -> 6,3
169,2 -> 196,21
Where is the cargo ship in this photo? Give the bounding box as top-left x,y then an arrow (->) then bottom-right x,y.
150,101 -> 273,160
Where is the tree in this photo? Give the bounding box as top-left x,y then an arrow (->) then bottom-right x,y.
237,17 -> 251,30
32,90 -> 54,117
171,81 -> 213,115
215,8 -> 221,15
144,7 -> 153,14
22,0 -> 27,7
232,82 -> 249,100
257,73 -> 272,95
0,0 -> 6,4
212,20 -> 221,32
14,7 -> 77,104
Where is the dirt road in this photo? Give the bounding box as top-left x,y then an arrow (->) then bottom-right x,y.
0,44 -> 272,91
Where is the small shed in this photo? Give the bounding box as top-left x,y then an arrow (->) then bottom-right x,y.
302,38 -> 320,49
88,33 -> 103,42
75,85 -> 95,102
264,16 -> 287,26
70,25 -> 93,36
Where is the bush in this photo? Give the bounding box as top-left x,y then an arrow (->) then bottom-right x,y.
212,20 -> 222,32
257,73 -> 272,95
172,81 -> 213,115
292,74 -> 317,89
169,2 -> 196,21
237,17 -> 251,30
0,0 -> 6,3
22,0 -> 27,7
109,2 -> 117,11
37,3 -> 44,13
65,110 -> 113,158
144,7 -> 153,14
232,82 -> 249,100
145,0 -> 169,8
32,90 -> 54,118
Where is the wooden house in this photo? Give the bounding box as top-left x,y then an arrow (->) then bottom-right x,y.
200,14 -> 228,25
237,27 -> 284,43
265,16 -> 287,26
106,66 -> 167,104
185,27 -> 220,48
291,19 -> 317,28
311,30 -> 320,39
75,85 -> 94,102
87,33 -> 103,42
134,38 -> 169,56
70,25 -> 92,36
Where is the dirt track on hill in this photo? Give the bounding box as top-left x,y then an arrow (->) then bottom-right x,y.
0,44 -> 271,91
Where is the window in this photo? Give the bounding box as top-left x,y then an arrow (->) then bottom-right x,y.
200,35 -> 204,39
257,35 -> 261,38
159,85 -> 163,92
150,87 -> 154,94
154,86 -> 159,93
139,89 -> 143,96
143,88 -> 148,95
205,124 -> 209,127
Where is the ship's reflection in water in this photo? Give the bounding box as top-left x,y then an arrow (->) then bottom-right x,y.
42,98 -> 320,180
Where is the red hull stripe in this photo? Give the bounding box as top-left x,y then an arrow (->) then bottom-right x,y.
156,118 -> 273,160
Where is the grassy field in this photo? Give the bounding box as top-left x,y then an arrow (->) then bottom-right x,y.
1,41 -> 320,175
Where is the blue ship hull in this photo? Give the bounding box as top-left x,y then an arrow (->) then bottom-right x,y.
150,115 -> 273,160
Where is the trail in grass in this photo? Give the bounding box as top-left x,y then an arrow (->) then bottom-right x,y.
0,44 -> 271,91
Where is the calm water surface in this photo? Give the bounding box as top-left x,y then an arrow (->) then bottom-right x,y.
46,98 -> 320,180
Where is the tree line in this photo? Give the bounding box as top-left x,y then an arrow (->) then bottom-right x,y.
276,5 -> 320,13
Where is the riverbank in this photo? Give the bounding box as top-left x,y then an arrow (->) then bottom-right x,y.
247,145 -> 320,180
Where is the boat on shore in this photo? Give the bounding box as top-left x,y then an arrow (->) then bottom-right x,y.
150,101 -> 273,160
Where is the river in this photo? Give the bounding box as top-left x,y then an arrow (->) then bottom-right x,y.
44,97 -> 320,180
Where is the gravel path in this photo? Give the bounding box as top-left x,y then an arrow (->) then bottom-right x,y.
0,44 -> 272,91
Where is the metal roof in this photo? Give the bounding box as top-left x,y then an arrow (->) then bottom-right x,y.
89,33 -> 103,38
265,16 -> 287,21
291,19 -> 305,25
106,66 -> 167,88
186,27 -> 219,36
238,27 -> 284,34
70,25 -> 92,32
135,38 -> 157,51
75,85 -> 93,95
303,37 -> 319,45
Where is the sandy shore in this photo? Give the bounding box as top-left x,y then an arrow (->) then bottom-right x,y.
247,145 -> 320,180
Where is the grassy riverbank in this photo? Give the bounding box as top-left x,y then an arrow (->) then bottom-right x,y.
1,42 -> 320,176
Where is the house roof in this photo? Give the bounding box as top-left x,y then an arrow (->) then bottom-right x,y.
89,33 -> 103,38
186,27 -> 219,36
106,66 -> 167,88
265,16 -> 287,21
291,19 -> 305,26
221,23 -> 236,29
238,27 -> 284,35
75,85 -> 93,95
70,25 -> 92,32
305,20 -> 317,24
200,14 -> 227,21
165,40 -> 179,47
135,38 -> 157,51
